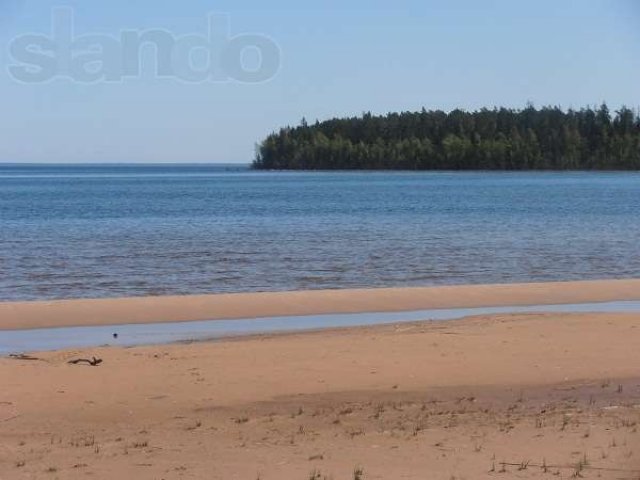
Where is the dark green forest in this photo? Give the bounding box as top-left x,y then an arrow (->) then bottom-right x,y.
253,105 -> 640,170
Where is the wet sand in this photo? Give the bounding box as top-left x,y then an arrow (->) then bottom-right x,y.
2,308 -> 640,479
2,279 -> 640,330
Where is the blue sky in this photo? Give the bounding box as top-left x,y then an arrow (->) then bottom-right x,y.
0,0 -> 638,163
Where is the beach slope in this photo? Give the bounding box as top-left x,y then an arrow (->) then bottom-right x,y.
2,279 -> 640,330
2,309 -> 640,479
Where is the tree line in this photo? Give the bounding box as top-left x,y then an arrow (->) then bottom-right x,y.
253,104 -> 640,170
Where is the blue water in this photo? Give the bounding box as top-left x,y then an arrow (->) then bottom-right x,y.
3,301 -> 640,355
1,164 -> 639,301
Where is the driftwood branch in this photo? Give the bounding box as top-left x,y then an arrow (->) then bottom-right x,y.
9,354 -> 40,361
68,357 -> 103,367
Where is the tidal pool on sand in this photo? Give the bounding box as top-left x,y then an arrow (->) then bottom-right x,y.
3,300 -> 640,355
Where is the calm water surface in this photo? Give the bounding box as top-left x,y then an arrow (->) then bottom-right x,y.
4,301 -> 640,355
1,164 -> 639,301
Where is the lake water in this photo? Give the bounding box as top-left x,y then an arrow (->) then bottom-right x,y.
1,165 -> 639,301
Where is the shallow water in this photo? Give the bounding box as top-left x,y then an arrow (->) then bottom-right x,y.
2,165 -> 640,301
2,301 -> 640,355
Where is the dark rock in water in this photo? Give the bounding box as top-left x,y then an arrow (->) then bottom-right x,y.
112,333 -> 118,339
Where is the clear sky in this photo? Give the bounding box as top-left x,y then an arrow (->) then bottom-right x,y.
0,0 -> 638,163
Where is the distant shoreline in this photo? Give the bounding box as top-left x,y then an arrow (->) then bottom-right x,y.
254,105 -> 640,171
3,163 -> 640,171
2,279 -> 640,331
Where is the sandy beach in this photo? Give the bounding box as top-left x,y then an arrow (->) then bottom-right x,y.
3,279 -> 640,331
3,1 -> 639,477
2,281 -> 640,479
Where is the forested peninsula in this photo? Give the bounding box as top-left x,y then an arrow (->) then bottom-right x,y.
253,105 -> 640,170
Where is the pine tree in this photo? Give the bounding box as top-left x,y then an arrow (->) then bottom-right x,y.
253,105 -> 640,170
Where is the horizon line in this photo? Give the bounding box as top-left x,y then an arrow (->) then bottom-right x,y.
0,161 -> 252,165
